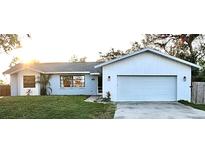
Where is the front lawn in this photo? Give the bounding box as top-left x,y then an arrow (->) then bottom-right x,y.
0,96 -> 116,119
179,100 -> 205,111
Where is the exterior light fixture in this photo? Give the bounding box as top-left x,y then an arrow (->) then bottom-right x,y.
108,76 -> 111,81
183,76 -> 186,81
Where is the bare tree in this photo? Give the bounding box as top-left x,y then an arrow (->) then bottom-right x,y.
69,55 -> 87,62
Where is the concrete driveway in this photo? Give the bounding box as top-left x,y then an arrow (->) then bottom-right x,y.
114,102 -> 205,119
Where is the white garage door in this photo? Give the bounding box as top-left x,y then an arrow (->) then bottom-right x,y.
117,76 -> 177,101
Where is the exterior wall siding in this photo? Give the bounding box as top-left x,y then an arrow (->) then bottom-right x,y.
10,71 -> 98,96
10,73 -> 18,96
49,74 -> 98,95
102,52 -> 192,101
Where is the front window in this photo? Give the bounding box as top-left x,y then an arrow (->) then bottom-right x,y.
23,76 -> 35,88
60,75 -> 85,87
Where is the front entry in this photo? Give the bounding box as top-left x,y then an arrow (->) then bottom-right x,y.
98,76 -> 102,94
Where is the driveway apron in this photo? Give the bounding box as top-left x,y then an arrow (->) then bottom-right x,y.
114,102 -> 205,119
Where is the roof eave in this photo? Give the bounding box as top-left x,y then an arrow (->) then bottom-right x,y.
94,48 -> 201,69
191,65 -> 201,70
90,72 -> 101,75
43,71 -> 90,74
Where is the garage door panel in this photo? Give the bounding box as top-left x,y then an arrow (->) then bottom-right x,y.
117,76 -> 177,101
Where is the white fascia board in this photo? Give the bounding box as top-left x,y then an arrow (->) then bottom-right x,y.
43,71 -> 90,74
90,73 -> 101,75
9,70 -> 92,75
149,48 -> 201,69
95,48 -> 201,69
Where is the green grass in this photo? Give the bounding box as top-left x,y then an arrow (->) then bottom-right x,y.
0,96 -> 116,119
179,100 -> 205,111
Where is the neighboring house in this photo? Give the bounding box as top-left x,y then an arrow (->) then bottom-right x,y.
4,48 -> 200,102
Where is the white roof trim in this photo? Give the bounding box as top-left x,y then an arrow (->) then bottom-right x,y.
44,72 -> 90,74
6,67 -> 90,74
5,66 -> 91,75
95,48 -> 201,69
90,72 -> 100,75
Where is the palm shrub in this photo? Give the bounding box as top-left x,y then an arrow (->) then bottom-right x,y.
101,91 -> 111,102
36,74 -> 52,95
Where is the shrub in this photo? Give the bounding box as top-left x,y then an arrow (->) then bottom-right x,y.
101,91 -> 111,102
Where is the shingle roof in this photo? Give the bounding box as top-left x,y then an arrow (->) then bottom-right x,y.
3,62 -> 102,74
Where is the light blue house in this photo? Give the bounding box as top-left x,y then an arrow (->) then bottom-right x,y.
4,48 -> 200,102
